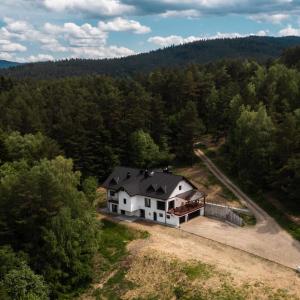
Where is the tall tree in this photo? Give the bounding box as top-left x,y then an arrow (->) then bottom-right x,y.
174,101 -> 204,162
227,104 -> 275,186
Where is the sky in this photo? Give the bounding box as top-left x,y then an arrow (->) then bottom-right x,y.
1,0 -> 300,62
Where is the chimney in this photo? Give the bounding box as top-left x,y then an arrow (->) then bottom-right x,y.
126,171 -> 131,179
144,169 -> 149,178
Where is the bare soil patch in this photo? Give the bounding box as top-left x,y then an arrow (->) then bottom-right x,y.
125,219 -> 300,298
176,163 -> 243,208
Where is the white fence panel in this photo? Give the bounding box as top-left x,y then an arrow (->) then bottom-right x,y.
205,203 -> 243,227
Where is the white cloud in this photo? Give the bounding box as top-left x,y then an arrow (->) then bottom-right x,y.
148,30 -> 270,47
0,52 -> 13,60
16,54 -> 54,63
42,0 -> 134,16
278,24 -> 300,36
98,17 -> 151,34
0,17 -> 138,62
0,42 -> 26,52
69,45 -> 135,59
249,13 -> 290,24
148,35 -> 200,47
160,9 -> 201,18
44,22 -> 107,47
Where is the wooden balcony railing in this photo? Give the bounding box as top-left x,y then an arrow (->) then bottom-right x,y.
168,201 -> 204,216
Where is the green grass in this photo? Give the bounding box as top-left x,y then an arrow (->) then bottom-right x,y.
238,212 -> 257,226
85,219 -> 149,299
99,219 -> 149,265
182,262 -> 214,280
93,267 -> 136,300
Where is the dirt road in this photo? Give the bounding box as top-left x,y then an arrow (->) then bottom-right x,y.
194,148 -> 300,268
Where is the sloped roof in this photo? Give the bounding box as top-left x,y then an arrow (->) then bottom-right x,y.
102,166 -> 194,200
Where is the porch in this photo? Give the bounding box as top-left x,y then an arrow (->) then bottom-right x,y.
167,189 -> 206,217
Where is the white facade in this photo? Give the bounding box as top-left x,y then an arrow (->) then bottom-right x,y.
107,179 -> 204,227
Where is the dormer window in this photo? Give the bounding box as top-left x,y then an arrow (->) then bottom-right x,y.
156,186 -> 166,194
109,177 -> 119,185
147,184 -> 156,193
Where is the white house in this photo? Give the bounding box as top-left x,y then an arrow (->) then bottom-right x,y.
102,166 -> 206,227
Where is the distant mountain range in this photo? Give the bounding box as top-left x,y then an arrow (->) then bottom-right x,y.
1,36 -> 300,79
0,60 -> 20,69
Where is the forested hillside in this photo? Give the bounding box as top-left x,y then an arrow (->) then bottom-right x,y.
2,36 -> 300,79
0,47 -> 300,298
0,60 -> 20,69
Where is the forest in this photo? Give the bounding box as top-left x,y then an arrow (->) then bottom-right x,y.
2,36 -> 300,79
0,46 -> 299,299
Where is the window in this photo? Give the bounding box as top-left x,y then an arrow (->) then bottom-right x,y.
168,200 -> 175,210
179,185 -> 182,190
157,201 -> 166,210
166,215 -> 170,219
159,213 -> 163,217
110,191 -> 115,196
123,198 -> 127,204
145,198 -> 151,208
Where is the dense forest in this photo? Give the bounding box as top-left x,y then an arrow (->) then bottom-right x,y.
0,45 -> 300,298
2,36 -> 300,79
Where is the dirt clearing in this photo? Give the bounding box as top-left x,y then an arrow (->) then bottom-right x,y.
124,219 -> 300,298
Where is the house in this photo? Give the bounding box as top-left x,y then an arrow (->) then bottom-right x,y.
102,166 -> 206,227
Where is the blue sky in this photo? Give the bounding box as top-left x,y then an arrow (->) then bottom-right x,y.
1,0 -> 300,62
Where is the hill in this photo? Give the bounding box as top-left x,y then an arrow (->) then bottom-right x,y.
0,60 -> 20,69
1,36 -> 300,79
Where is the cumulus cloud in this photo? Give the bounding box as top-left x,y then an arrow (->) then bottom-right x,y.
148,35 -> 200,47
2,0 -> 300,20
148,30 -> 270,47
44,22 -> 108,47
249,13 -> 290,24
69,45 -> 135,59
42,0 -> 134,16
16,54 -> 54,63
160,9 -> 201,18
98,17 -> 150,34
0,52 -> 13,61
278,25 -> 300,36
0,16 -> 139,62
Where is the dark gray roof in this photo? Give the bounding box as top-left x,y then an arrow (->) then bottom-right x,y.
176,190 -> 206,201
102,166 -> 195,200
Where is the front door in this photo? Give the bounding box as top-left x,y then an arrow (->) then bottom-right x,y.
153,212 -> 157,221
140,209 -> 145,218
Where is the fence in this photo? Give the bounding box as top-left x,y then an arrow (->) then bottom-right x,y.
205,202 -> 244,226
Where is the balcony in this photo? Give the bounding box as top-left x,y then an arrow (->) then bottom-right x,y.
108,198 -> 119,204
168,201 -> 204,216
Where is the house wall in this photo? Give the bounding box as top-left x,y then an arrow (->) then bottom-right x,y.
107,189 -> 119,201
106,179 -> 198,227
108,190 -> 167,223
169,180 -> 194,199
166,214 -> 179,226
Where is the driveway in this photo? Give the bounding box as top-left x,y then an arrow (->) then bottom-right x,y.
193,148 -> 300,269
180,215 -> 300,268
